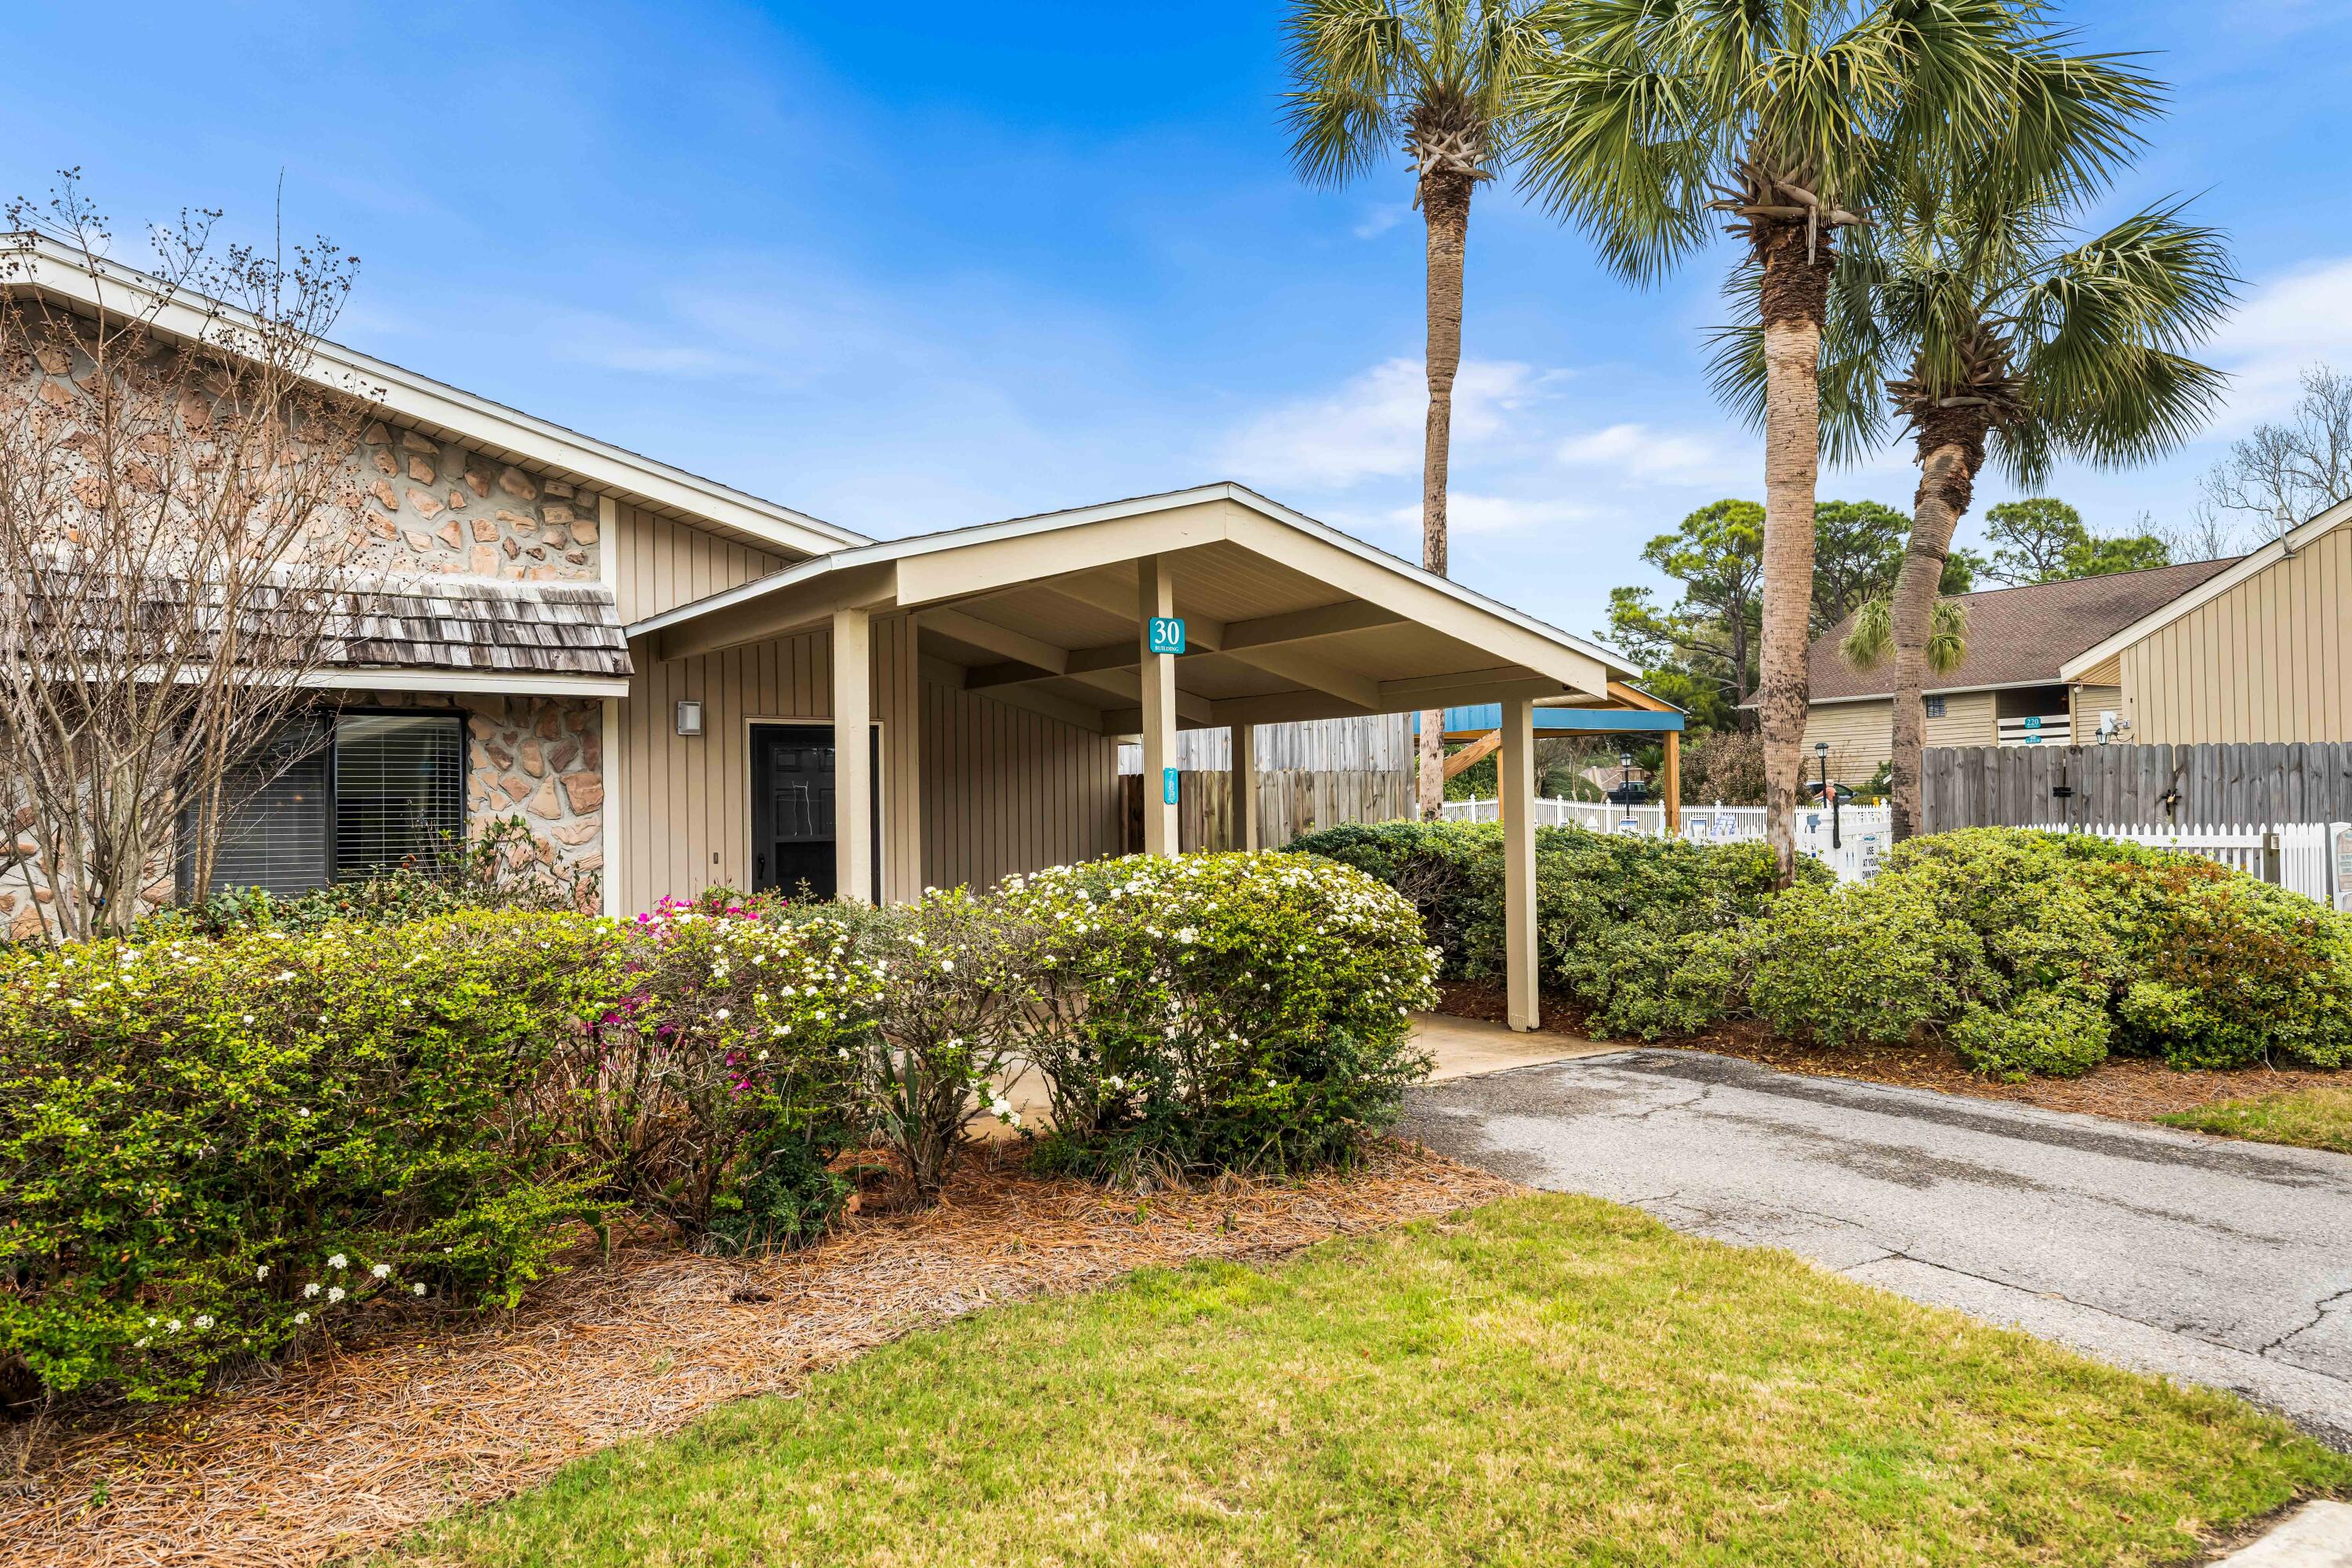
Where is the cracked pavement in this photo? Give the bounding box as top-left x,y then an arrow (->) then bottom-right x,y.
1404,1048 -> 2352,1446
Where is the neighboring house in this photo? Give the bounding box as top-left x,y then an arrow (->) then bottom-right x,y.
2,237 -> 1639,948
1798,557 -> 2240,784
2059,498 -> 2352,744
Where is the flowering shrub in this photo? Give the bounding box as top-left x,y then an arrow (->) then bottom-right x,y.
561,898 -> 878,1241
1000,852 -> 1437,1182
824,890 -> 1038,1202
0,910 -> 629,1404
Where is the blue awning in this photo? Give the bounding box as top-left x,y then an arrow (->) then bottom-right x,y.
1416,704 -> 1684,736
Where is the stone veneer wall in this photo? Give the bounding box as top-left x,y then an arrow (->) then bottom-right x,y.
345,420 -> 602,582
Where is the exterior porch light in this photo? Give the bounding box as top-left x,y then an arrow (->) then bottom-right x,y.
674,699 -> 704,737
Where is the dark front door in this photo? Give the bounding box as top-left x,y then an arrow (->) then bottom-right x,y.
750,723 -> 880,901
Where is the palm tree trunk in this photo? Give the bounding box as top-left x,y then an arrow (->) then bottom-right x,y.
1755,224 -> 1835,885
1417,170 -> 1473,819
1889,407 -> 1986,840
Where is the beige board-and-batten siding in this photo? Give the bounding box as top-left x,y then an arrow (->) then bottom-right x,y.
2117,521 -> 2352,743
1800,689 -> 1998,781
604,501 -> 1119,910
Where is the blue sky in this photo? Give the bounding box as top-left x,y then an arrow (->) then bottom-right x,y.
8,1 -> 2351,643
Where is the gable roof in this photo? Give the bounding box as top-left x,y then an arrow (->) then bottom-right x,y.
629,483 -> 1635,732
633,481 -> 1635,678
1806,556 -> 2241,704
4,233 -> 866,561
2057,497 -> 2352,681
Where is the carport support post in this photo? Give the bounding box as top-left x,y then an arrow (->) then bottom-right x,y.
1230,721 -> 1258,851
833,606 -> 873,903
1663,728 -> 1681,835
1139,555 -> 1179,855
1501,696 -> 1538,1031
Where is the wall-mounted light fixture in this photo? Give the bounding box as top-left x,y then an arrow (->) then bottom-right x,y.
675,699 -> 704,737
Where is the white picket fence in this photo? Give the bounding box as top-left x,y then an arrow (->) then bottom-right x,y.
1442,796 -> 1893,880
2027,821 -> 2347,904
1435,799 -> 2352,903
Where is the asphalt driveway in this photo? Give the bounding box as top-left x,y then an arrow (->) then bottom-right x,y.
1404,1049 -> 2352,1446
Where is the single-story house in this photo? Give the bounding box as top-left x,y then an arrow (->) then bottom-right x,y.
2058,498 -> 2352,742
1799,556 -> 2240,783
4,235 -> 1632,1028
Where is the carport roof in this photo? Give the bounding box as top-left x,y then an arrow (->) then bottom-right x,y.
630,483 -> 1637,733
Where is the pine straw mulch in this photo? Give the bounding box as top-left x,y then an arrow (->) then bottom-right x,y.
2,1140 -> 1515,1568
1434,979 -> 2346,1123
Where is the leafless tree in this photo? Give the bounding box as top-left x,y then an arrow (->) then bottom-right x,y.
2201,365 -> 2352,542
2153,502 -> 2239,564
0,174 -> 372,938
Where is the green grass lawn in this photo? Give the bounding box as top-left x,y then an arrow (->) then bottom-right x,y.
398,1195 -> 2348,1568
2159,1081 -> 2352,1155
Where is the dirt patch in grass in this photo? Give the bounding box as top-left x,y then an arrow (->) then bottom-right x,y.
1,1142 -> 1512,1568
1436,979 -> 2344,1125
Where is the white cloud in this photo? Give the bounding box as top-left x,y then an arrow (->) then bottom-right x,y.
1352,203 -> 1408,240
1219,357 -> 1553,490
1386,494 -> 1592,535
1555,422 -> 1748,488
2210,256 -> 2352,423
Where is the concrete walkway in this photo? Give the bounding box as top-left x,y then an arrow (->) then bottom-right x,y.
1411,1011 -> 1620,1081
1405,1047 -> 2352,1446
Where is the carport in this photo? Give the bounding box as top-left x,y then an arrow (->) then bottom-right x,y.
627,484 -> 1639,1029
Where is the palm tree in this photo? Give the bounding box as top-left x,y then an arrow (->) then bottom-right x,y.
1516,0 -> 2157,882
1283,0 -> 1546,819
1817,185 -> 2233,838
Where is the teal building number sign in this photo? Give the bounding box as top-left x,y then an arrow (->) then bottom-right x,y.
1163,766 -> 1180,805
1147,616 -> 1186,655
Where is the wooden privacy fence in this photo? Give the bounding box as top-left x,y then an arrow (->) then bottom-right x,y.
1922,742 -> 2352,831
1120,768 -> 1414,853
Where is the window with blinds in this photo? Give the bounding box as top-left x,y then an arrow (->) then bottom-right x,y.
203,720 -> 333,898
332,713 -> 465,882
188,710 -> 467,898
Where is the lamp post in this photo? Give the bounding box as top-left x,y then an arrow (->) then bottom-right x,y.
1814,741 -> 1840,851
1619,752 -> 1635,831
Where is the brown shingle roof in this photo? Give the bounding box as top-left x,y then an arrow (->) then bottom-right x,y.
1806,557 -> 2239,702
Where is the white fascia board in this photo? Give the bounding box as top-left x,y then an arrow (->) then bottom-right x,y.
628,481 -> 1640,680
2058,499 -> 2352,681
6,234 -> 866,559
305,669 -> 630,697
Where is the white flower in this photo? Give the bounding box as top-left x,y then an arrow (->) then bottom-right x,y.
715,1007 -> 731,1021
292,1311 -> 310,1326
371,1262 -> 391,1279
303,1282 -> 321,1298
939,958 -> 955,972
327,1286 -> 347,1303
193,1314 -> 215,1330
133,1337 -> 151,1349
412,1283 -> 427,1296
328,1253 -> 348,1270
165,1319 -> 183,1334
255,1265 -> 270,1281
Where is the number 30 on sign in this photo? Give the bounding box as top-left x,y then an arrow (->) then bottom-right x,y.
1147,616 -> 1186,655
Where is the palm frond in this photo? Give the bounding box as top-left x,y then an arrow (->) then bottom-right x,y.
1282,0 -> 1413,188
1843,593 -> 1967,674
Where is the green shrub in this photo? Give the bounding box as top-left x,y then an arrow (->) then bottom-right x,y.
1654,828 -> 2352,1073
1286,819 -> 1817,1037
829,888 -> 1038,1203
568,900 -> 878,1237
0,910 -> 630,1405
1001,851 -> 1436,1182
1952,989 -> 2111,1078
1709,879 -> 1990,1048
